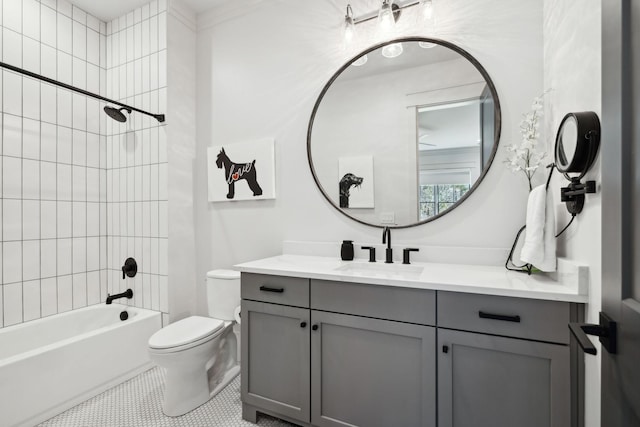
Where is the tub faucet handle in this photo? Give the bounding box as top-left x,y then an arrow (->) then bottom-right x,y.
122,258 -> 138,280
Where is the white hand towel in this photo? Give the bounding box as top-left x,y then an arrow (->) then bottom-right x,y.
520,185 -> 557,272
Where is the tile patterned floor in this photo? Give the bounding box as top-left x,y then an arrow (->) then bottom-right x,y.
39,368 -> 298,427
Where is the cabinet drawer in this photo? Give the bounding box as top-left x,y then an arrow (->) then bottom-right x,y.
438,292 -> 571,344
311,279 -> 436,326
241,273 -> 309,308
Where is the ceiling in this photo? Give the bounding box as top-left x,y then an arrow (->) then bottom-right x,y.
68,0 -> 226,22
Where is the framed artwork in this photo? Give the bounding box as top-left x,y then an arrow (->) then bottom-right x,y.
338,155 -> 374,208
207,138 -> 276,202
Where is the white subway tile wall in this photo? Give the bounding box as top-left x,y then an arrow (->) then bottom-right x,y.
105,0 -> 167,314
0,0 -> 168,329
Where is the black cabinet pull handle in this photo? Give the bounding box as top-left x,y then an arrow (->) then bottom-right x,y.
300,322 -> 307,328
479,311 -> 521,323
312,324 -> 319,331
259,285 -> 284,293
442,345 -> 449,353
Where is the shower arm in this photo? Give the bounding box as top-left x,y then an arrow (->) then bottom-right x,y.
0,60 -> 165,123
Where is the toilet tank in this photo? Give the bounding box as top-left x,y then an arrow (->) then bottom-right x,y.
206,269 -> 241,320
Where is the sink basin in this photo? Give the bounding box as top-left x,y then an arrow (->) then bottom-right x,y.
335,262 -> 424,279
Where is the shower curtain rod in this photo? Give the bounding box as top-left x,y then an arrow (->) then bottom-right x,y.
0,60 -> 165,123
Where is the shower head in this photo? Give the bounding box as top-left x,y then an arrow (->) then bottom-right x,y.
104,106 -> 132,122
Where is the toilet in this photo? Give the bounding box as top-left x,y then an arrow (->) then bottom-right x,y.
148,269 -> 241,417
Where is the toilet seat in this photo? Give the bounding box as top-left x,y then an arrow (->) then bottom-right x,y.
149,316 -> 225,352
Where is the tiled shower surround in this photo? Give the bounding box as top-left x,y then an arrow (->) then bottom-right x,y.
0,0 -> 168,328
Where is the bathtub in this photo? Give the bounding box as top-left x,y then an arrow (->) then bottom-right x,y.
0,303 -> 161,427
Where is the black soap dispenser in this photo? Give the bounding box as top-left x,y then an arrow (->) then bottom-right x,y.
341,240 -> 354,261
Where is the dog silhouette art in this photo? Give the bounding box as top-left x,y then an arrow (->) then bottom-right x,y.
215,147 -> 263,199
339,173 -> 363,208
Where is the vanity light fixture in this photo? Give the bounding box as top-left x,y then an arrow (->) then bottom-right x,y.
342,0 -> 435,44
378,0 -> 398,32
343,4 -> 356,45
419,0 -> 433,20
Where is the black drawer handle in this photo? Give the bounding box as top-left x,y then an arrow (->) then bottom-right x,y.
259,285 -> 284,293
479,311 -> 521,323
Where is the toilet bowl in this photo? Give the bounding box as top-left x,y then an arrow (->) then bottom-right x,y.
148,270 -> 241,417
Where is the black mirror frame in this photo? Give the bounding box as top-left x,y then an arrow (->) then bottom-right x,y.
306,36 -> 502,229
554,111 -> 601,180
554,111 -> 600,215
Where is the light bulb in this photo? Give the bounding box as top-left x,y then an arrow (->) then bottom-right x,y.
419,41 -> 437,49
420,0 -> 433,20
343,5 -> 356,45
352,55 -> 368,67
343,17 -> 355,44
381,42 -> 403,58
377,0 -> 395,32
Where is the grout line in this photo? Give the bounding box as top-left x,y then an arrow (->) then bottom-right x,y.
21,1 -> 26,324
39,0 -> 44,320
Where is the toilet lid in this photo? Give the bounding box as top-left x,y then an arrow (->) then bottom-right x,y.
148,316 -> 225,350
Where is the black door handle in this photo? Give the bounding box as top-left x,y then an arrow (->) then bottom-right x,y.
569,312 -> 617,355
312,324 -> 319,331
479,311 -> 521,323
300,322 -> 307,328
259,286 -> 284,293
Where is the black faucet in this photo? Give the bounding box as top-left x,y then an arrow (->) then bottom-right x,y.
106,289 -> 133,304
382,226 -> 393,263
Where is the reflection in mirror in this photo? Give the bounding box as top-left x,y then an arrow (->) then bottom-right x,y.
417,99 -> 480,219
308,38 -> 500,228
556,116 -> 578,170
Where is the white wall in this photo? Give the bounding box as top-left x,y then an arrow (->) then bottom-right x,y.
166,0 -> 197,322
543,1 -> 602,426
0,0 -> 108,328
194,0 -> 543,312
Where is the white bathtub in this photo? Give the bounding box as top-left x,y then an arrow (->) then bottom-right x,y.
0,303 -> 161,427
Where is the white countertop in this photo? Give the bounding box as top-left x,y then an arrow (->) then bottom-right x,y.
235,254 -> 589,303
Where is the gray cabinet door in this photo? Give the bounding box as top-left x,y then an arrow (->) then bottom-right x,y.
438,329 -> 570,427
310,310 -> 436,427
241,300 -> 310,422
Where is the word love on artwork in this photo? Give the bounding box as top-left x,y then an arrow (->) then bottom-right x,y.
215,147 -> 263,199
207,139 -> 276,202
226,162 -> 254,184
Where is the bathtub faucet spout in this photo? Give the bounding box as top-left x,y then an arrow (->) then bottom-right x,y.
106,289 -> 133,304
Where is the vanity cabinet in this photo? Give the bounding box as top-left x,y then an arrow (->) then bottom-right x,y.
437,291 -> 578,427
241,299 -> 310,422
437,329 -> 569,427
240,274 -> 312,423
241,273 -> 437,427
240,273 -> 582,427
310,310 -> 435,427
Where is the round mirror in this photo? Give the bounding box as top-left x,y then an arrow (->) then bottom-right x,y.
307,37 -> 501,228
555,115 -> 578,171
554,112 -> 600,179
